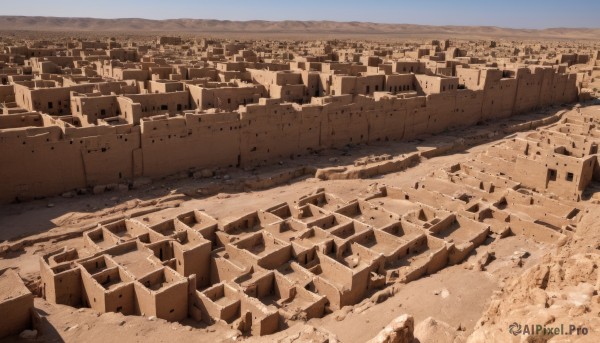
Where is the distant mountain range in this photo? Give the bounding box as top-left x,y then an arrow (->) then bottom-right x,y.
0,16 -> 598,39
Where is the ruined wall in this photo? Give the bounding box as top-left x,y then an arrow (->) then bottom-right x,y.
0,269 -> 33,339
0,84 -> 14,102
481,75 -> 517,121
188,68 -> 219,80
189,85 -> 266,111
140,112 -> 240,178
384,74 -> 416,93
71,94 -> 120,125
113,68 -> 149,82
15,83 -> 96,116
240,102 -> 306,166
0,112 -> 43,129
0,123 -> 140,203
0,68 -> 582,203
364,96 -> 408,143
125,91 -> 191,122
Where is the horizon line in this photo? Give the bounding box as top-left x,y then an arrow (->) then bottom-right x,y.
1,15 -> 599,31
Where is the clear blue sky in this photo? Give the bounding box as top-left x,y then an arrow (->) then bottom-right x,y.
3,0 -> 598,29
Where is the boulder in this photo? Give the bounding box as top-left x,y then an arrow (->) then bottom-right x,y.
366,314 -> 414,343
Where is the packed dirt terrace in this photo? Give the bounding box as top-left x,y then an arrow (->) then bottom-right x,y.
1,33 -> 600,342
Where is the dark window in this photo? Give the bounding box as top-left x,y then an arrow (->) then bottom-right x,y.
566,172 -> 574,182
161,105 -> 168,111
48,102 -> 53,109
548,169 -> 557,181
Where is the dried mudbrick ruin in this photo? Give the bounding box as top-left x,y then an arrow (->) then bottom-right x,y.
0,38 -> 593,204
1,31 -> 600,342
37,103 -> 600,336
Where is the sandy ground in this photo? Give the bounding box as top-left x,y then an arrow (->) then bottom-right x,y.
313,235 -> 548,343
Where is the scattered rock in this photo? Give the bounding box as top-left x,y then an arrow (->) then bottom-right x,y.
201,168 -> 214,178
148,316 -> 156,321
47,203 -> 55,208
512,257 -> 523,268
105,183 -> 118,191
513,250 -> 530,259
19,329 -> 37,339
510,250 -> 529,268
569,304 -> 589,317
132,177 -> 152,189
415,317 -> 464,343
92,185 -> 105,195
65,324 -> 78,332
61,191 -> 74,198
366,183 -> 380,194
370,288 -> 392,304
334,307 -> 352,321
474,251 -> 495,271
529,288 -> 548,307
366,314 -> 414,343
194,169 -> 214,178
434,289 -> 450,298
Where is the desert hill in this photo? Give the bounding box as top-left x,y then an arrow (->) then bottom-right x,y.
0,16 -> 598,39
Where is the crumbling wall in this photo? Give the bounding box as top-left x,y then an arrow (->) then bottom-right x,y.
0,269 -> 34,339
0,68 -> 582,203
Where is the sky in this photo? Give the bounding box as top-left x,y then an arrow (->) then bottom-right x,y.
2,0 -> 599,29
